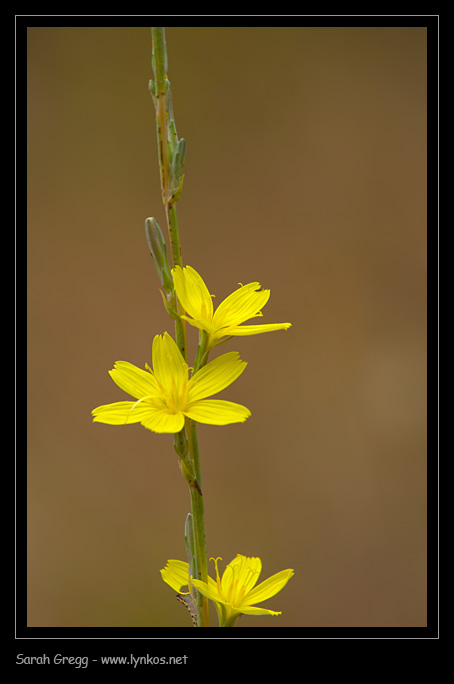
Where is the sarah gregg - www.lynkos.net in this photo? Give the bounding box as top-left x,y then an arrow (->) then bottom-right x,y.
16,654 -> 189,668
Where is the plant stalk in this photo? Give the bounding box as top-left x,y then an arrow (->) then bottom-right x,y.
151,26 -> 209,626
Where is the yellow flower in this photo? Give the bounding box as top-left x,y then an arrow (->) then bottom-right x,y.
161,554 -> 294,627
92,332 -> 250,434
172,265 -> 292,350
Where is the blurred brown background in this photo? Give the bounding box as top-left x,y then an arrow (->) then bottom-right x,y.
27,26 -> 427,627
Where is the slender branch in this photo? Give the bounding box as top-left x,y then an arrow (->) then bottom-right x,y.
184,329 -> 210,625
185,418 -> 209,627
151,26 -> 209,627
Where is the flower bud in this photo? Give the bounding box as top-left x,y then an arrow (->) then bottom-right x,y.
170,138 -> 186,203
145,217 -> 173,293
184,513 -> 195,578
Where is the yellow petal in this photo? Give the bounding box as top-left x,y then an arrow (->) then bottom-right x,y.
141,408 -> 185,434
160,560 -> 191,594
92,401 -> 151,425
180,314 -> 215,335
240,568 -> 294,606
173,265 -> 213,322
212,283 -> 270,328
184,399 -> 250,425
236,606 -> 282,616
108,361 -> 161,398
188,352 -> 247,402
226,322 -> 292,336
152,332 -> 187,391
191,577 -> 221,602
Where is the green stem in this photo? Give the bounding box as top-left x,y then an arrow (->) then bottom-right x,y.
184,329 -> 211,625
151,26 -> 209,627
151,28 -> 169,202
193,330 -> 209,373
167,203 -> 183,269
151,28 -> 186,355
185,418 -> 209,627
151,28 -> 184,270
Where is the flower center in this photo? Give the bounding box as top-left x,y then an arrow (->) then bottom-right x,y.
164,375 -> 189,413
129,362 -> 189,415
157,353 -> 190,414
224,562 -> 258,605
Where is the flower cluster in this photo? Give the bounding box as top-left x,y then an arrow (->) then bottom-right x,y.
92,263 -> 293,625
92,265 -> 291,434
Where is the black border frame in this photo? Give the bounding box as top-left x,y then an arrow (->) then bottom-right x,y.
15,14 -> 439,660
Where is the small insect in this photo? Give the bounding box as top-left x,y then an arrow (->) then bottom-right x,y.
176,593 -> 198,627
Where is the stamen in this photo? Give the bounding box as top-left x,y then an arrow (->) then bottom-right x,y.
130,394 -> 163,412
210,557 -> 223,596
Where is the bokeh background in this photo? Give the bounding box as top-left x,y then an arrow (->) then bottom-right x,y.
27,26 -> 427,628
